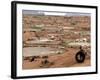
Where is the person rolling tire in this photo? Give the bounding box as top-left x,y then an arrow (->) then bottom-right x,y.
75,46 -> 86,63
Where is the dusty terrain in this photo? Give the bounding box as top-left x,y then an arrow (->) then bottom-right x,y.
22,11 -> 91,69
23,47 -> 90,69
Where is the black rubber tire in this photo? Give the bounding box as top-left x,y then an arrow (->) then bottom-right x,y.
75,51 -> 85,63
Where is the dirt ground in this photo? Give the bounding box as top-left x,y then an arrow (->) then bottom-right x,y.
22,48 -> 91,69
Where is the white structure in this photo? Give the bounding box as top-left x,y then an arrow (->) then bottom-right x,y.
75,38 -> 87,42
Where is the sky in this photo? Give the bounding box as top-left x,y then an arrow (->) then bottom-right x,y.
23,10 -> 91,16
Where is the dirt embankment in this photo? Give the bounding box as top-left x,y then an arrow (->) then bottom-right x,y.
23,48 -> 90,69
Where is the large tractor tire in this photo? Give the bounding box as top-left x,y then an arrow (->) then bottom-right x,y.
75,51 -> 85,63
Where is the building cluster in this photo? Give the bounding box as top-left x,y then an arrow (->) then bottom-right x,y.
23,15 -> 90,48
